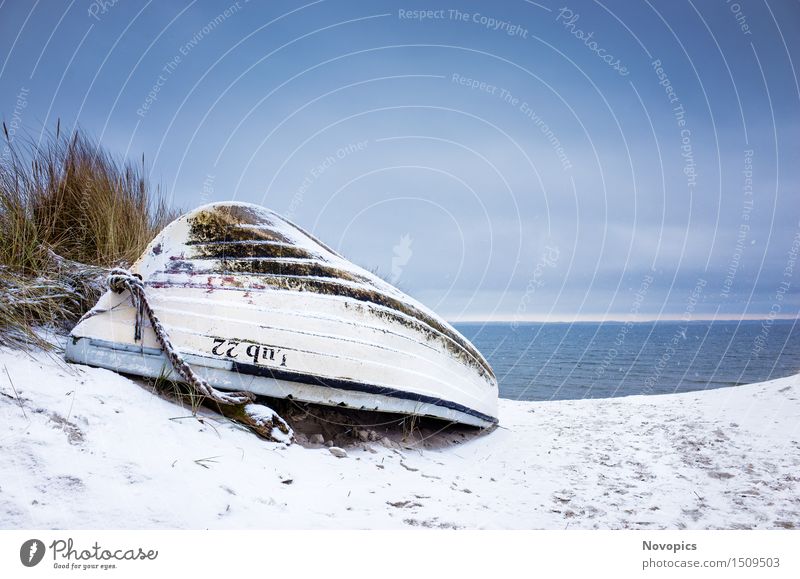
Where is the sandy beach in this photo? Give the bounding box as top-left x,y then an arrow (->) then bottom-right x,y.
1,344 -> 798,530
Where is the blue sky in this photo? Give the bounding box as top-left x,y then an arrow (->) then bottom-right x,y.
1,0 -> 798,321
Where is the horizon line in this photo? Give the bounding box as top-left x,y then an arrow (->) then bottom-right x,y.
447,314 -> 800,324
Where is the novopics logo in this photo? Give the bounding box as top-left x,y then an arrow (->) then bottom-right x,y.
19,539 -> 46,567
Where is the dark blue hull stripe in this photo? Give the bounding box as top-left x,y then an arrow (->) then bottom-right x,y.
230,361 -> 498,425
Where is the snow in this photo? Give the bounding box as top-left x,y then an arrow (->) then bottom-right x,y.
1,344 -> 798,529
242,403 -> 293,444
328,447 -> 348,459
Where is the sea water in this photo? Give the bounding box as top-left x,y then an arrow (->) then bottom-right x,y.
454,320 -> 800,401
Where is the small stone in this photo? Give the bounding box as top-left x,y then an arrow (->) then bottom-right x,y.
380,437 -> 394,448
356,429 -> 369,442
329,447 -> 348,458
368,430 -> 380,442
325,440 -> 334,447
294,433 -> 308,444
309,433 -> 324,445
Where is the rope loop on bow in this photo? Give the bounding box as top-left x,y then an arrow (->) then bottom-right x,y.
106,267 -> 254,407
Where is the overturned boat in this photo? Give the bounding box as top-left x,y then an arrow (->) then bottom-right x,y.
66,202 -> 498,427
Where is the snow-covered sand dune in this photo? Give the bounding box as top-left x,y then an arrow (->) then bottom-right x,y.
1,346 -> 798,529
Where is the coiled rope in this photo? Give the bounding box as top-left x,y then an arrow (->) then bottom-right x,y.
107,267 -> 254,407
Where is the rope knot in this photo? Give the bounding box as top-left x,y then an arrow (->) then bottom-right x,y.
107,267 -> 143,294
107,267 -> 146,341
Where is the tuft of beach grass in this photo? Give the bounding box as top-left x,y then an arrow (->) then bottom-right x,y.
0,123 -> 177,347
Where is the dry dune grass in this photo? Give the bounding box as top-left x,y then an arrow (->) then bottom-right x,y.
0,124 -> 177,346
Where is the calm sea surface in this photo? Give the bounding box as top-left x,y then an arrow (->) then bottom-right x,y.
454,321 -> 800,401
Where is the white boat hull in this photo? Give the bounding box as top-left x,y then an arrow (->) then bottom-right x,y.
66,202 -> 498,428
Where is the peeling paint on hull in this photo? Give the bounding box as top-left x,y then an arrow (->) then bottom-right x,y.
65,202 -> 499,427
